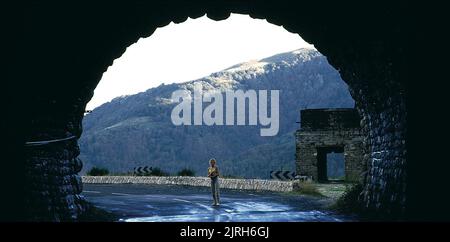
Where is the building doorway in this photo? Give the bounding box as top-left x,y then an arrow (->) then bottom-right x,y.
316,146 -> 345,182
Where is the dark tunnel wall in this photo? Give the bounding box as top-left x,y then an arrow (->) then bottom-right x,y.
13,1 -> 410,221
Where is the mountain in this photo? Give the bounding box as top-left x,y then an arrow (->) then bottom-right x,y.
79,48 -> 354,178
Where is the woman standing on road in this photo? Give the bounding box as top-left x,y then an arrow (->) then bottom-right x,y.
207,158 -> 220,206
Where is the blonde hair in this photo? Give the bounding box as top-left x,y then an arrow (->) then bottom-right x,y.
209,158 -> 216,165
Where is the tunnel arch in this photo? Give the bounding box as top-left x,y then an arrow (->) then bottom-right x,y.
22,1 -> 407,221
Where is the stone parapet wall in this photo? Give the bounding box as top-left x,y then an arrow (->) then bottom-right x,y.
82,176 -> 293,192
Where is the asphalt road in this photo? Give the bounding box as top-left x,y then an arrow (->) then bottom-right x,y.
82,183 -> 352,222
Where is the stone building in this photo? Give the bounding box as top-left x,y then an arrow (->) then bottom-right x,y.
295,108 -> 364,182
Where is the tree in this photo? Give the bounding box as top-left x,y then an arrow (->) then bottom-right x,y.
177,168 -> 195,177
87,167 -> 109,176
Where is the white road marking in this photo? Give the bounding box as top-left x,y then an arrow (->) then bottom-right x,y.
173,198 -> 214,212
172,198 -> 191,203
173,198 -> 232,221
111,192 -> 131,196
195,203 -> 214,212
83,190 -> 101,194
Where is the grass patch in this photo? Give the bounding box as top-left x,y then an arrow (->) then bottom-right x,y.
315,183 -> 347,199
329,183 -> 401,221
289,182 -> 325,197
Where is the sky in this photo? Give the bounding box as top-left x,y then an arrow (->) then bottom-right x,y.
86,13 -> 314,110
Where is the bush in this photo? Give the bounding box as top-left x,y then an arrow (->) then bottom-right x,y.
148,167 -> 169,176
177,168 -> 195,177
111,171 -> 134,176
331,183 -> 364,214
87,167 -> 109,176
332,183 -> 403,221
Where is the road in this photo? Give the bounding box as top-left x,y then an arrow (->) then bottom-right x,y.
82,183 -> 352,222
